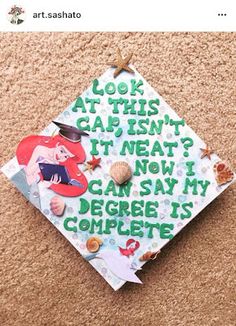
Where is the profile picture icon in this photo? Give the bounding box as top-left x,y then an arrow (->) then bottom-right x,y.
8,5 -> 25,25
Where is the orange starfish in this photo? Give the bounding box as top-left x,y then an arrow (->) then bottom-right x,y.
108,48 -> 134,78
84,156 -> 101,173
200,146 -> 214,160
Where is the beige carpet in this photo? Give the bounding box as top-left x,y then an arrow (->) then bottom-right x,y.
0,32 -> 235,326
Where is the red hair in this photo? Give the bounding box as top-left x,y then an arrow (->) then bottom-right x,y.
16,135 -> 88,197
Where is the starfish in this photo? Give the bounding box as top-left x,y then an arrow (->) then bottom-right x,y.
200,146 -> 214,160
84,156 -> 101,173
108,48 -> 134,78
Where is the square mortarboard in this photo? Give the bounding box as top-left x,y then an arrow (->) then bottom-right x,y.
52,121 -> 89,142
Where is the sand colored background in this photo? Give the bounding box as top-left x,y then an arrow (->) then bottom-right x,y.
0,32 -> 235,326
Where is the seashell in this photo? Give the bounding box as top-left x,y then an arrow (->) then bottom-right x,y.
86,237 -> 103,253
110,161 -> 132,185
139,250 -> 161,262
213,161 -> 234,186
50,196 -> 66,216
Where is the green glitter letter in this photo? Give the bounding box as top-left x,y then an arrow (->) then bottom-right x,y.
64,216 -> 77,232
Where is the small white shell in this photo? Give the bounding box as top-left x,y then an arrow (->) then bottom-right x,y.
50,196 -> 66,216
110,161 -> 132,185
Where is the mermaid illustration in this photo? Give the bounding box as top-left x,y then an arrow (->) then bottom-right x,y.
12,121 -> 89,209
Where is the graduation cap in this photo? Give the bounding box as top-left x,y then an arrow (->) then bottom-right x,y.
52,121 -> 89,142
